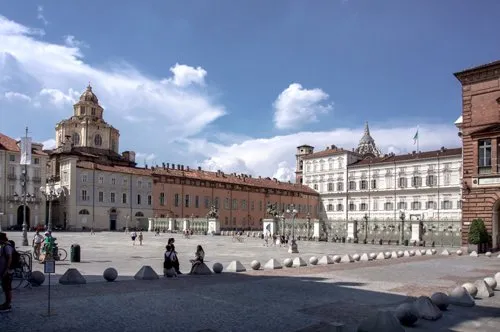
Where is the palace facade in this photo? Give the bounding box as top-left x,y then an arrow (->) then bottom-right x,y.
455,60 -> 500,249
0,133 -> 49,229
296,122 -> 463,223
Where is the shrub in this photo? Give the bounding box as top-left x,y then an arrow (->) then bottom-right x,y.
468,218 -> 489,244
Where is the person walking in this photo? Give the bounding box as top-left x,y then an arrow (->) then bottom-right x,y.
138,232 -> 143,246
131,231 -> 137,245
32,231 -> 44,260
0,232 -> 13,313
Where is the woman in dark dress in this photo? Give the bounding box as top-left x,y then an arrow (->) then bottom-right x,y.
167,238 -> 182,274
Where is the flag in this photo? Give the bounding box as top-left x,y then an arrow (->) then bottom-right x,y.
20,137 -> 32,165
413,130 -> 419,145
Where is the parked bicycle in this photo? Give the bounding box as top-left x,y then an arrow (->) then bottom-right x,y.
12,252 -> 33,290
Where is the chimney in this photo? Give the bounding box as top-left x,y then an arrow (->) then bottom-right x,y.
162,162 -> 166,169
172,163 -> 175,169
177,165 -> 181,170
181,165 -> 184,171
145,164 -> 148,169
186,166 -> 190,171
198,166 -> 202,171
441,146 -> 446,152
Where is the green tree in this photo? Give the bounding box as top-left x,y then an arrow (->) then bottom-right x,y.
468,218 -> 489,244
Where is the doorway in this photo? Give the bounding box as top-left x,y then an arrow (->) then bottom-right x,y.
16,205 -> 31,229
109,208 -> 117,231
492,200 -> 500,250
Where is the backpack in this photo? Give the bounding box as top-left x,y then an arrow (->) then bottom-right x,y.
3,243 -> 22,270
163,251 -> 173,269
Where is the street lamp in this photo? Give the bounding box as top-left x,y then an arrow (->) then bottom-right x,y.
306,213 -> 311,240
286,204 -> 299,253
13,192 -> 35,246
363,213 -> 369,243
39,177 -> 64,232
280,212 -> 285,237
0,211 -> 4,232
399,210 -> 406,244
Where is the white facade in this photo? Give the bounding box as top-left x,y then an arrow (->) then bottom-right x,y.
302,149 -> 462,222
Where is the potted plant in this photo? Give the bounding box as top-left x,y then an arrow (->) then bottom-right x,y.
468,218 -> 489,253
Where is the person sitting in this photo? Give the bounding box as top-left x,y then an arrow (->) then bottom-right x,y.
189,245 -> 205,274
163,244 -> 177,278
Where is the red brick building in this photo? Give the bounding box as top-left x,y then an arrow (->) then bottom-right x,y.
455,60 -> 500,249
151,163 -> 320,230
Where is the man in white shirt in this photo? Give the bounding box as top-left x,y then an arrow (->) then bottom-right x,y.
32,231 -> 44,260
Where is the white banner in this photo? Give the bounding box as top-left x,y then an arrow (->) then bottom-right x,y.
20,137 -> 32,165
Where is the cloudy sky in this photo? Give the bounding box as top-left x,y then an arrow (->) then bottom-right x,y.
1,1 -> 499,181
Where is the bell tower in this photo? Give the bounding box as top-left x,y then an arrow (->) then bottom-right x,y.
295,145 -> 314,184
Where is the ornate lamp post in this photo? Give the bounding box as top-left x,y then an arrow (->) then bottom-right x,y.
306,213 -> 311,240
286,204 -> 299,253
154,214 -> 158,232
39,177 -> 64,232
280,212 -> 285,237
363,213 -> 369,243
399,210 -> 406,244
13,192 -> 35,246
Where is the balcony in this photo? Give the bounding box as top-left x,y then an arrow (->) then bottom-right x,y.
7,174 -> 16,180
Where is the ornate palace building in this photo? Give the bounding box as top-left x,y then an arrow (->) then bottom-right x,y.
296,122 -> 463,223
455,60 -> 500,249
0,133 -> 48,229
47,85 -> 153,230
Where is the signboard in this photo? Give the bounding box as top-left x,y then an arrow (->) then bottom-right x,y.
44,259 -> 55,274
20,137 -> 32,165
478,177 -> 500,186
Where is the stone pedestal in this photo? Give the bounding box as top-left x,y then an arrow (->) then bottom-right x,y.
148,218 -> 154,232
313,221 -> 321,241
208,218 -> 220,235
411,220 -> 422,244
263,218 -> 277,235
347,220 -> 358,240
168,218 -> 174,231
183,219 -> 189,232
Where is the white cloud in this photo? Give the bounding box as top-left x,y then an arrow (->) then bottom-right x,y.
0,15 -> 225,139
64,35 -> 88,48
4,91 -> 31,102
273,83 -> 333,130
124,115 -> 155,123
183,123 -> 460,181
136,152 -> 156,166
39,88 -> 80,108
37,6 -> 48,26
41,138 -> 56,149
163,63 -> 207,87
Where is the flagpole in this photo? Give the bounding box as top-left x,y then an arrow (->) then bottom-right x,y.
417,126 -> 420,156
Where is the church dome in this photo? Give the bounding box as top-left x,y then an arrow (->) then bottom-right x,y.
355,122 -> 381,157
79,84 -> 99,104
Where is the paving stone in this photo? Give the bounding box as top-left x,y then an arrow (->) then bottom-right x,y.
59,268 -> 87,285
396,251 -> 404,258
449,286 -> 475,307
191,263 -> 213,275
412,296 -> 443,320
309,256 -> 319,265
332,255 -> 341,263
134,265 -> 159,280
226,260 -> 246,272
264,258 -> 282,270
293,257 -> 307,267
318,255 -> 334,265
352,254 -> 360,261
357,310 -> 405,332
384,252 -> 392,259
474,279 -> 494,299
283,258 -> 293,267
368,253 -> 376,260
250,260 -> 261,270
409,250 -> 416,256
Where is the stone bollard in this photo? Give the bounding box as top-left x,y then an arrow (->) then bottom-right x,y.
212,262 -> 223,273
250,260 -> 261,270
103,267 -> 118,282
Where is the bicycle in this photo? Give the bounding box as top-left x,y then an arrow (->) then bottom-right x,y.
56,248 -> 68,261
12,253 -> 33,290
232,236 -> 244,243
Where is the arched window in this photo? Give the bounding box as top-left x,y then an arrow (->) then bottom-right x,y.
94,134 -> 102,146
79,209 -> 90,215
135,211 -> 144,217
72,132 -> 80,145
80,106 -> 86,115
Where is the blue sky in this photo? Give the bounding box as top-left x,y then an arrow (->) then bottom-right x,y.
0,0 -> 499,180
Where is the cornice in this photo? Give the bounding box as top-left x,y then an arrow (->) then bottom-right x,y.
454,61 -> 500,85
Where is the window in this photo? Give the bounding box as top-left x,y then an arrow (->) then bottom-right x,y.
313,184 -> 318,190
360,203 -> 368,211
72,132 -> 80,145
259,200 -> 262,211
79,209 -> 90,215
137,180 -> 142,188
81,106 -> 86,115
349,202 -> 356,211
94,134 -> 102,146
34,158 -> 39,165
147,182 -> 152,189
110,192 -> 116,203
98,176 -> 104,184
204,196 -> 210,209
443,172 -> 451,186
384,202 -> 393,211
81,174 -> 87,183
478,139 -> 492,173
123,178 -> 128,186
411,201 -> 421,210
137,194 -> 142,205
122,193 -> 127,204
224,198 -> 230,209
214,197 -> 220,209
426,201 -> 436,209
9,154 -> 15,162
174,193 -> 179,207
328,183 -> 334,191
336,204 -> 344,211
81,190 -> 88,201
426,175 -> 436,186
241,200 -> 247,209
195,195 -> 199,208
160,193 -> 165,206
8,184 -> 14,195
349,181 -> 356,190
327,204 -> 333,211
372,200 -> 379,211
337,182 -> 344,191
111,177 -> 116,185
329,161 -> 334,170
185,194 -> 190,207
91,107 -> 96,116
397,201 -> 407,210
457,200 -> 462,209
98,191 -> 104,202
398,177 -> 407,188
360,180 -> 368,190
148,195 -> 152,205
251,201 -> 255,210
371,179 -> 377,189
232,199 -> 238,210
385,176 -> 393,189
411,176 -> 422,187
441,200 -> 452,210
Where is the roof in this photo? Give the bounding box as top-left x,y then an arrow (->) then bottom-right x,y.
454,60 -> 500,84
0,132 -> 48,156
302,147 -> 359,160
76,161 -> 319,195
349,147 -> 462,167
454,59 -> 500,77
